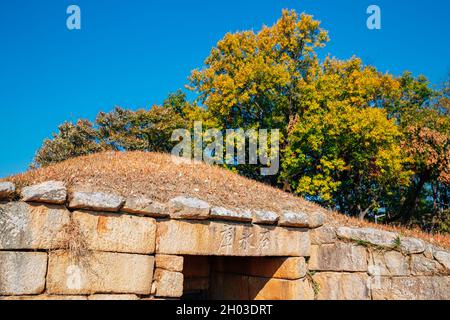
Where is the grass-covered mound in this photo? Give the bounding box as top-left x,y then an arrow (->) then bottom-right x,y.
2,151 -> 449,248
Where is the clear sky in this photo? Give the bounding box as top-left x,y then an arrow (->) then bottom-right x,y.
0,0 -> 449,177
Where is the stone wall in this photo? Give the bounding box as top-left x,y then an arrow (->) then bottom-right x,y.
0,181 -> 449,300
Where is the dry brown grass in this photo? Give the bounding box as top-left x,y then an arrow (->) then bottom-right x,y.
58,219 -> 91,267
2,151 -> 449,249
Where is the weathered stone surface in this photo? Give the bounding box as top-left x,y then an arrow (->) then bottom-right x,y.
434,250 -> 450,270
88,295 -> 139,300
156,220 -> 310,257
252,210 -> 279,225
372,276 -> 450,300
0,182 -> 15,199
73,211 -> 156,254
122,196 -> 168,217
169,196 -> 210,220
69,191 -> 125,212
249,277 -> 314,300
47,251 -> 154,295
411,255 -> 444,275
309,243 -> 368,272
337,227 -> 398,249
213,257 -> 307,280
151,281 -> 157,295
308,212 -> 325,229
310,226 -> 337,245
1,295 -> 164,301
21,181 -> 67,204
155,254 -> 184,272
313,273 -> 370,300
210,207 -> 252,222
0,202 -> 70,250
211,273 -> 313,300
259,257 -> 307,280
337,227 -> 426,254
279,211 -> 309,228
400,237 -> 425,254
0,252 -> 47,296
369,250 -> 410,276
0,295 -> 88,300
154,269 -> 184,298
423,245 -> 435,259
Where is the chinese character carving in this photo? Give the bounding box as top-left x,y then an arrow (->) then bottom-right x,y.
258,229 -> 270,251
239,228 -> 254,251
219,225 -> 235,253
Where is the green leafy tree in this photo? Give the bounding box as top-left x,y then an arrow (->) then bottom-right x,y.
34,120 -> 111,167
34,91 -> 210,167
189,9 -> 329,130
387,74 -> 450,229
281,58 -> 411,219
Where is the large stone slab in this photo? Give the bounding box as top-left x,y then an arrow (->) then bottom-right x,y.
0,295 -> 88,300
279,211 -> 325,229
248,277 -> 314,300
372,276 -> 450,300
0,182 -> 15,199
336,227 -> 398,248
309,243 -> 368,272
155,254 -> 184,272
310,226 -> 337,245
169,196 -> 210,220
210,207 -> 253,222
69,191 -> 125,212
312,272 -> 370,300
410,255 -> 445,275
337,227 -> 425,254
47,251 -> 154,295
72,211 -> 156,254
0,252 -> 47,296
122,196 -> 168,217
252,210 -> 279,225
88,294 -> 139,300
400,237 -> 425,254
423,244 -> 435,259
156,220 -> 310,257
369,250 -> 410,276
434,250 -> 450,270
308,212 -> 326,229
153,269 -> 184,298
279,211 -> 309,228
0,202 -> 70,250
252,257 -> 307,280
21,181 -> 67,204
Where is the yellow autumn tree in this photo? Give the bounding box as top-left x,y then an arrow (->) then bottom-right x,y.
189,10 -> 412,220
189,9 -> 329,129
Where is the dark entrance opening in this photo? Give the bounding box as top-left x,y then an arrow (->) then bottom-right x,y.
182,256 -> 287,300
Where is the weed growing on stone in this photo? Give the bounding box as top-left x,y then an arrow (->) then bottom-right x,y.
393,236 -> 402,251
59,219 -> 92,269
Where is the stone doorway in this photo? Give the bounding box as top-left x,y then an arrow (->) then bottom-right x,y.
182,256 -> 310,300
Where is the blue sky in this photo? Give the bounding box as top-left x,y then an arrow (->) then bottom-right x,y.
0,0 -> 449,177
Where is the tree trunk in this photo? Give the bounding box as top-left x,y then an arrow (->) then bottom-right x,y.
399,171 -> 431,224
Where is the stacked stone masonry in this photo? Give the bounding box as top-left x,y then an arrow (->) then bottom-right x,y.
0,180 -> 448,300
